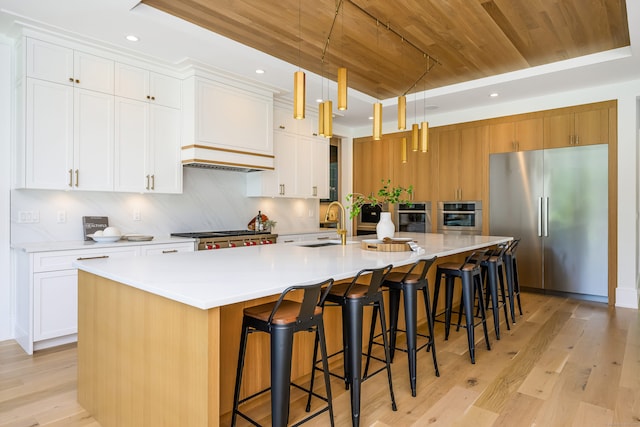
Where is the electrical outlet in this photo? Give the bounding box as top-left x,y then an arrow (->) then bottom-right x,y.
57,210 -> 66,223
18,211 -> 39,223
308,209 -> 314,217
133,210 -> 141,221
32,211 -> 39,223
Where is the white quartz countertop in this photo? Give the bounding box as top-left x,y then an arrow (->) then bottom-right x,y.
12,236 -> 195,253
74,233 -> 511,310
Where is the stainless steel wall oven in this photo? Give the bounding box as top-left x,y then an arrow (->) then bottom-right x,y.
355,203 -> 388,236
396,202 -> 432,233
437,201 -> 482,235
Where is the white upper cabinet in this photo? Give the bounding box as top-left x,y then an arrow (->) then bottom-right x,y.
247,105 -> 329,198
22,38 -> 114,190
26,38 -> 114,94
114,66 -> 182,193
17,36 -> 182,193
115,63 -> 181,109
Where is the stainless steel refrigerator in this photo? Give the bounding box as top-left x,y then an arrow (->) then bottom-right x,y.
489,144 -> 608,300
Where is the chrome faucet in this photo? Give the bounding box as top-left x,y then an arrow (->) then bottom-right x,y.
325,201 -> 347,245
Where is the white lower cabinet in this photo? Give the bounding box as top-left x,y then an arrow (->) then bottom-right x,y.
14,241 -> 194,354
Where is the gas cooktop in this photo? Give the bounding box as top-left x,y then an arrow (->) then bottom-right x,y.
171,230 -> 273,238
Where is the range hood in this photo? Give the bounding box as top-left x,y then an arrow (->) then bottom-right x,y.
181,144 -> 275,173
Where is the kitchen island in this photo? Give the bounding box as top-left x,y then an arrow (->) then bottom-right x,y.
74,232 -> 511,427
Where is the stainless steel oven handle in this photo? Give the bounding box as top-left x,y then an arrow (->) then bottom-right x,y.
537,197 -> 542,237
544,197 -> 549,237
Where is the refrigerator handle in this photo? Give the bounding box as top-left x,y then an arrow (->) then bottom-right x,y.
538,197 -> 542,237
544,197 -> 549,237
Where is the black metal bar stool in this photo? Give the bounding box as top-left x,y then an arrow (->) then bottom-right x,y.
231,278 -> 335,427
375,257 -> 439,397
307,265 -> 397,427
432,252 -> 491,364
503,238 -> 523,323
469,246 -> 511,340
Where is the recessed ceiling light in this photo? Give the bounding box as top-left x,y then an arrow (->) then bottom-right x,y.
255,69 -> 265,74
125,35 -> 139,42
490,92 -> 499,97
316,98 -> 323,103
368,116 -> 374,120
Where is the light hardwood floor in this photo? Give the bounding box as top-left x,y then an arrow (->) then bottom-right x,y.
1,292 -> 639,427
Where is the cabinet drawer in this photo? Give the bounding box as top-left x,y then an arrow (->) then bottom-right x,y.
139,242 -> 195,256
33,247 -> 139,272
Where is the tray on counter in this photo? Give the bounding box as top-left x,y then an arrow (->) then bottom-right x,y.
360,238 -> 414,252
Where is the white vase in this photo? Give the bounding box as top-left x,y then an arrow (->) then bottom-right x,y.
376,212 -> 395,240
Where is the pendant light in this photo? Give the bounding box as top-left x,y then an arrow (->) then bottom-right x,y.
420,121 -> 429,153
401,137 -> 407,163
373,102 -> 382,140
411,123 -> 419,151
318,101 -> 325,136
293,0 -> 305,119
293,71 -> 305,119
397,95 -> 406,130
337,67 -> 347,111
323,100 -> 333,138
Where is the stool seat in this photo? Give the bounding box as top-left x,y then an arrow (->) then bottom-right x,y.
328,282 -> 370,298
244,300 -> 323,325
384,271 -> 421,284
438,262 -> 478,272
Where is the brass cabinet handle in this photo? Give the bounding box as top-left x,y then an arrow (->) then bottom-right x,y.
279,125 -> 285,129
75,169 -> 79,187
68,169 -> 73,187
77,255 -> 109,260
68,77 -> 74,83
146,175 -> 150,190
151,174 -> 155,190
162,250 -> 178,254
75,79 -> 80,84
312,186 -> 317,197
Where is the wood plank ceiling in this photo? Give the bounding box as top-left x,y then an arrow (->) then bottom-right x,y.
141,0 -> 630,100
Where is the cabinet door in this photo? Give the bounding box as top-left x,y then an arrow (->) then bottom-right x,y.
74,89 -> 114,191
26,38 -> 74,84
543,112 -> 574,148
574,108 -> 608,146
74,51 -> 114,94
115,63 -> 149,102
515,117 -> 543,151
149,72 -> 181,109
489,122 -> 516,153
149,104 -> 183,193
33,269 -> 78,340
436,129 -> 460,200
115,97 -> 148,192
275,132 -> 297,196
458,126 -> 487,201
353,138 -> 374,196
25,78 -> 74,189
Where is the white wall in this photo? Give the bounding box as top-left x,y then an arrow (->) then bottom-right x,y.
352,80 -> 640,309
0,41 -> 12,340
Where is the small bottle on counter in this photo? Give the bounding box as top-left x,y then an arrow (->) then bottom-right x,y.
256,211 -> 262,231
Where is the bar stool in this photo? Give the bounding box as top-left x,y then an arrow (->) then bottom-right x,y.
376,257 -> 439,397
469,246 -> 510,340
432,252 -> 491,364
231,278 -> 335,427
307,265 -> 397,427
503,239 -> 523,323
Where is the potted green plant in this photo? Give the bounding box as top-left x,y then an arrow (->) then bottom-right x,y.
346,179 -> 413,239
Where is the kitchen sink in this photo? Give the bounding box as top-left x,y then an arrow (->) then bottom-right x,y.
298,240 -> 357,247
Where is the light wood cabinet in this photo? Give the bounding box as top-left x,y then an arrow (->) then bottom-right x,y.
489,117 -> 543,153
390,131 -> 435,202
544,107 -> 609,148
437,126 -> 487,201
352,137 -> 392,198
